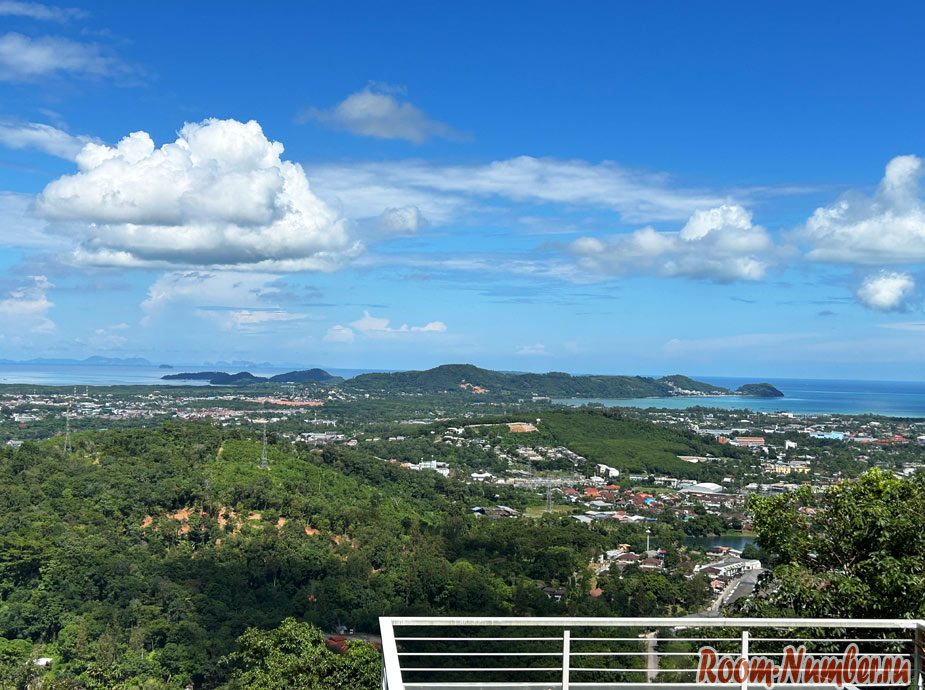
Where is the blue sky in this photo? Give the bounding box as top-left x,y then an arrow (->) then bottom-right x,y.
1,1 -> 925,378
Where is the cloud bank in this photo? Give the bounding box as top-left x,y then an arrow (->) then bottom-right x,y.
307,155 -> 730,226
140,271 -> 311,332
0,120 -> 97,160
0,32 -> 120,81
0,275 -> 54,332
0,1 -> 86,21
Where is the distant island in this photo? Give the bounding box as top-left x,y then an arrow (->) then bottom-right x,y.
162,368 -> 343,386
162,363 -> 783,398
733,382 -> 785,397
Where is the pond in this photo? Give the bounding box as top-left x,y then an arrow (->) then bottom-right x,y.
684,534 -> 756,552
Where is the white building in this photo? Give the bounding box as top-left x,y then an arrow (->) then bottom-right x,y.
595,464 -> 620,478
696,557 -> 762,578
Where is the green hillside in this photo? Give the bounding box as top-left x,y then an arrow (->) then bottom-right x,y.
160,364 -> 776,399
0,420 -> 708,688
343,364 -> 758,399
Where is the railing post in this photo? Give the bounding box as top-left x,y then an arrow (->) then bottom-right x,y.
562,629 -> 570,690
379,617 -> 403,690
741,630 -> 749,690
645,631 -> 658,682
916,623 -> 924,690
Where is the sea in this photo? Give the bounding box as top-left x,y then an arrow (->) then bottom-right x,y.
555,376 -> 925,418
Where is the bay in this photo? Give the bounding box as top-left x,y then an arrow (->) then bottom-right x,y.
555,376 -> 925,417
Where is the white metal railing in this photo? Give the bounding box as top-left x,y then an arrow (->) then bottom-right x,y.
379,617 -> 925,690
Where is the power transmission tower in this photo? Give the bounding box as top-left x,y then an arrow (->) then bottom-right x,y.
259,424 -> 268,469
63,404 -> 71,454
546,485 -> 553,513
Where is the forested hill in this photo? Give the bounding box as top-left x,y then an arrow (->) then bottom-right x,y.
342,364 -> 782,398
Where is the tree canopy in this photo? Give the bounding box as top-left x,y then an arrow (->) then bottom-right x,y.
745,469 -> 925,618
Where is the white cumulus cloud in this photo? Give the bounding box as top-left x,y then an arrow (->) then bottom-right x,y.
301,84 -> 463,143
378,205 -> 426,234
334,310 -> 447,338
803,155 -> 925,264
0,32 -> 120,80
37,118 -> 361,271
0,120 -> 98,159
350,311 -> 391,332
411,321 -> 447,332
567,204 -> 779,282
856,271 -> 915,312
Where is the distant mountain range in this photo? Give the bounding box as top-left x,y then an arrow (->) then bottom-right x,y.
160,363 -> 784,398
0,356 -> 154,366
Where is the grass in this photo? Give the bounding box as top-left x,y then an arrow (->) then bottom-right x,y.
539,411 -> 721,475
523,504 -> 576,518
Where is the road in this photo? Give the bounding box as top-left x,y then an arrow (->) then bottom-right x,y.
691,568 -> 764,617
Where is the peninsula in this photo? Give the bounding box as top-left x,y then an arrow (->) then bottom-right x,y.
163,363 -> 784,398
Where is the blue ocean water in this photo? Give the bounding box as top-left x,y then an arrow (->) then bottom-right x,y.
556,376 -> 925,418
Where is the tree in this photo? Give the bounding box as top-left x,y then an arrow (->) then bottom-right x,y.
0,637 -> 39,690
744,469 -> 925,618
740,542 -> 763,561
221,618 -> 380,690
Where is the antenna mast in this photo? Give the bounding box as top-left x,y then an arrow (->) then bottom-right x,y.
63,404 -> 71,454
259,424 -> 268,469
